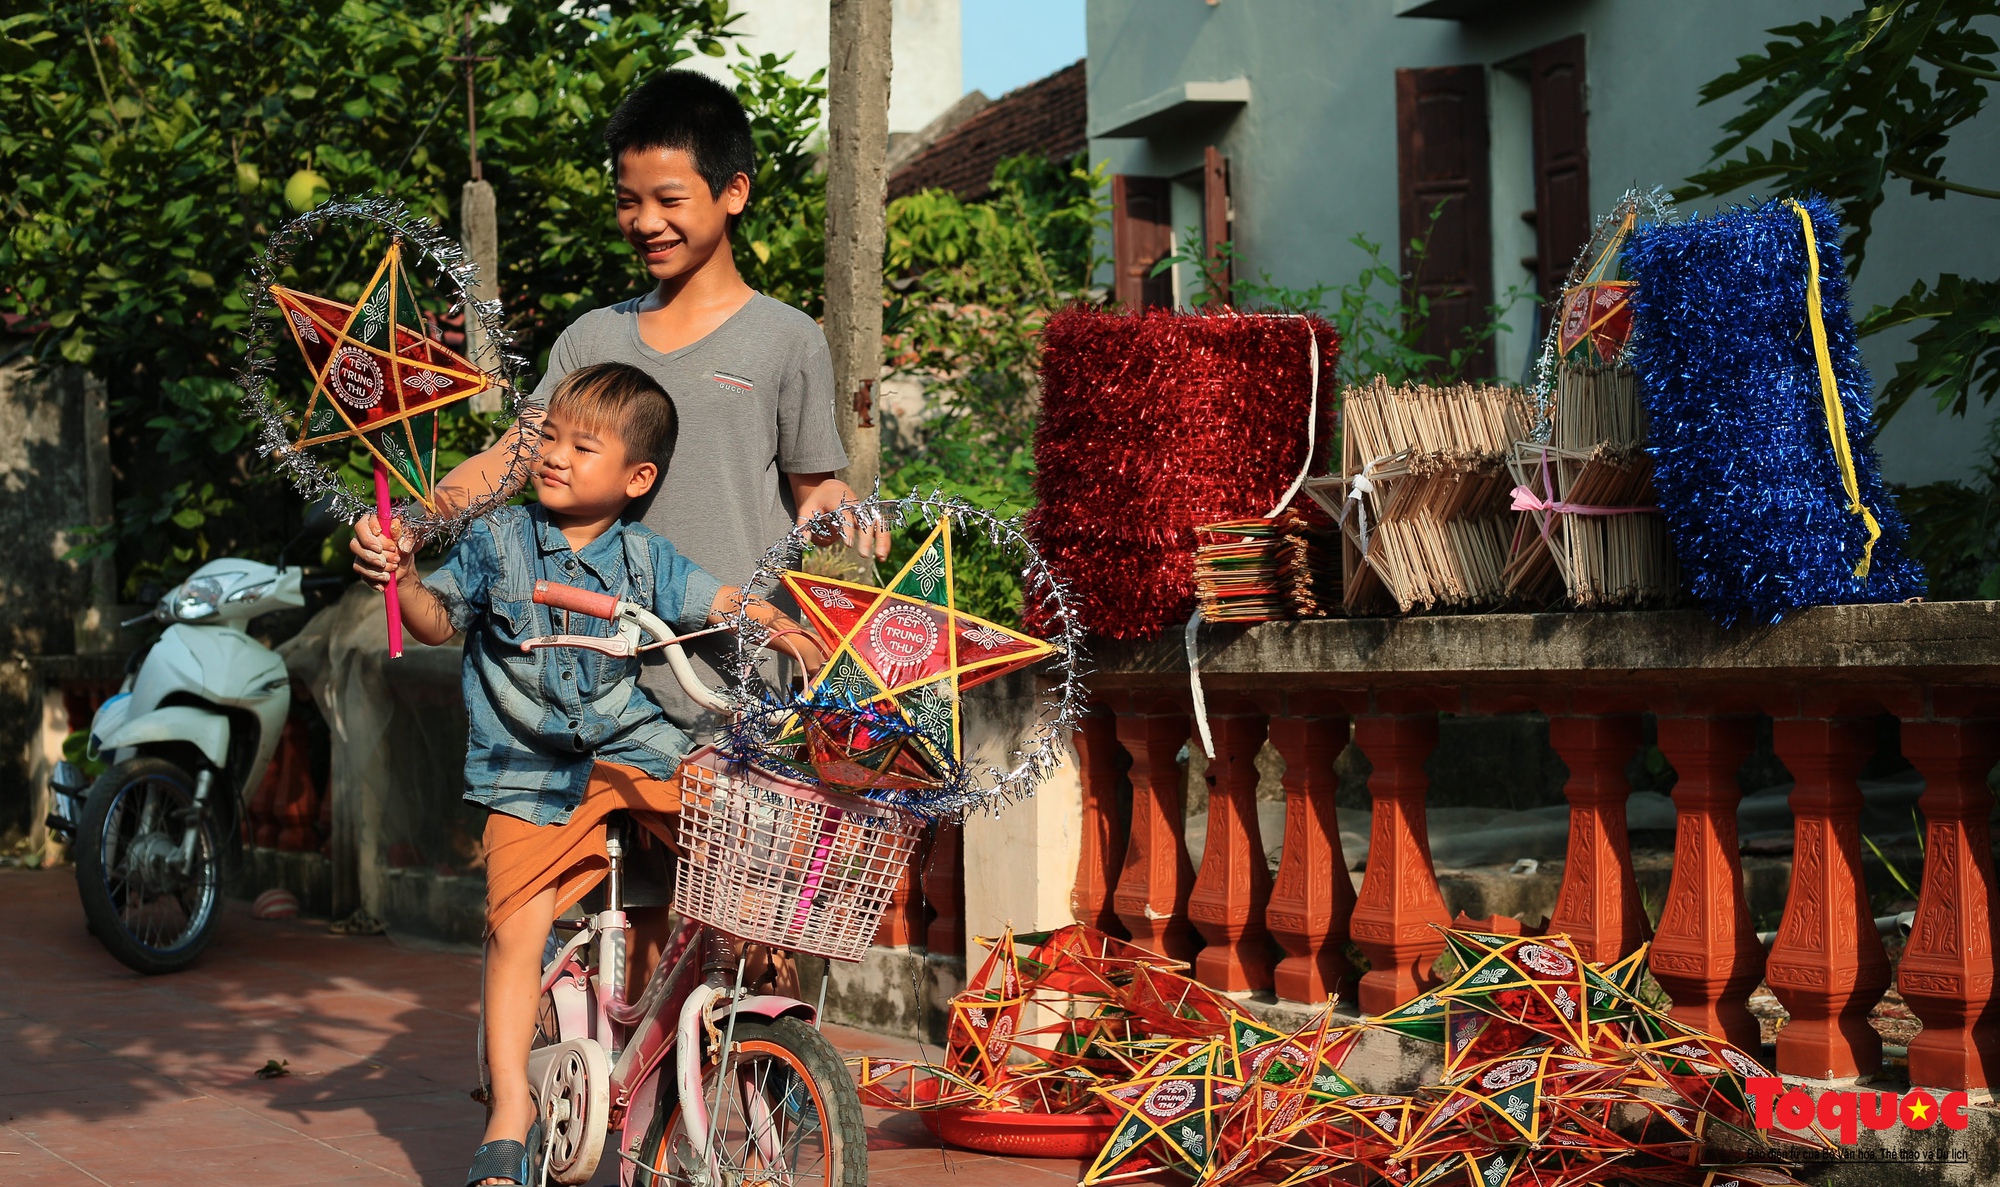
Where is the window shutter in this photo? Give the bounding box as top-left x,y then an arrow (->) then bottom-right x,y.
1529,35 -> 1591,296
1395,64 -> 1494,379
1203,146 -> 1232,307
1111,174 -> 1175,310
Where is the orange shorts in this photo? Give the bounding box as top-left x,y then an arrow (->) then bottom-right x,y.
482,761 -> 683,934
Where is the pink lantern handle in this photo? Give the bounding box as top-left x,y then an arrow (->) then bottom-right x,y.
375,463 -> 404,659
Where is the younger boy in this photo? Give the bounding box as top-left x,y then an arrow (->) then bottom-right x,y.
356,362 -> 823,1187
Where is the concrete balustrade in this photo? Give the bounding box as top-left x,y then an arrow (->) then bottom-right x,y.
1077,602 -> 2000,1090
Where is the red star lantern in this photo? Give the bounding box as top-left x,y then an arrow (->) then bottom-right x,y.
270,242 -> 493,514
269,241 -> 495,658
782,517 -> 1055,789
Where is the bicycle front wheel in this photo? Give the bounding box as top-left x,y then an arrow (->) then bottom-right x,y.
639,1015 -> 867,1187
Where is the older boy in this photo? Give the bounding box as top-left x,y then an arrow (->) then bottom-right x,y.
354,68 -> 885,728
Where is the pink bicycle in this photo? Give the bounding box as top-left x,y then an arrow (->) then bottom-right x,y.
507,580 -> 922,1186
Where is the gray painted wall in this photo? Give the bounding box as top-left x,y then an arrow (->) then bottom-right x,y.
1084,0 -> 2000,487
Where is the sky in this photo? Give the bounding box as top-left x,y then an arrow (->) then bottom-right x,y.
961,0 -> 1087,99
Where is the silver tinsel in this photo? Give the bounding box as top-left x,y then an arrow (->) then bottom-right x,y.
235,196 -> 536,545
1525,187 -> 1677,444
726,491 -> 1089,821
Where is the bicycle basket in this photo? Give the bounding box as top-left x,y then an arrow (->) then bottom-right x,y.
673,746 -> 924,963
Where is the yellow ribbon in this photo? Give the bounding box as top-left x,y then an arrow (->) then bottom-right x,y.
1788,199 -> 1881,579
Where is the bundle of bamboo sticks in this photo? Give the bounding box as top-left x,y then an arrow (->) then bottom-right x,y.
1306,376 -> 1532,615
1504,363 -> 1677,607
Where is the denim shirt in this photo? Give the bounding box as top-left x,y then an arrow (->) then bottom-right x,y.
425,505 -> 725,825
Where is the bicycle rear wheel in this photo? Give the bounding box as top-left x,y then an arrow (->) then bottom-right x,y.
639,1015 -> 866,1187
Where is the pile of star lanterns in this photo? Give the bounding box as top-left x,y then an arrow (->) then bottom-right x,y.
854,925 -> 1823,1186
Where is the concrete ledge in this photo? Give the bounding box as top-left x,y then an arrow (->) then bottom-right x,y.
1091,601 -> 2000,688
378,867 -> 487,948
1090,78 -> 1251,139
812,945 -> 966,1043
235,846 -> 333,918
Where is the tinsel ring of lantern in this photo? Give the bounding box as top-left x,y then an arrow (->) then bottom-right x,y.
235,197 -> 535,544
721,492 -> 1085,820
1029,308 -> 1338,641
1623,195 -> 1923,626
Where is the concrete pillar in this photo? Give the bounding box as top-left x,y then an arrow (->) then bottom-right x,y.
824,0 -> 891,498
460,179 -> 502,412
962,673 -> 1082,943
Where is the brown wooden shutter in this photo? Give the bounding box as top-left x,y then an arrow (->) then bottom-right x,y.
1396,64 -> 1494,379
1203,146 -> 1232,307
1111,174 -> 1174,310
1529,35 -> 1591,296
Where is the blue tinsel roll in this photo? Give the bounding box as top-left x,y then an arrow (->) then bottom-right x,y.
1624,195 -> 1924,626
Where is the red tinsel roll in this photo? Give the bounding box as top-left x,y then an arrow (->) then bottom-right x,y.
1028,308 -> 1340,640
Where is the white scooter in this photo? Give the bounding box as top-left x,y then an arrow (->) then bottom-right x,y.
47,557 -> 305,974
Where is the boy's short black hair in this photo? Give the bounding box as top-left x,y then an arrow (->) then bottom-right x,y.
546,362 -> 678,479
603,69 -> 757,201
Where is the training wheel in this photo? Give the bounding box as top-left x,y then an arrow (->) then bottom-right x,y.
532,1038 -> 610,1184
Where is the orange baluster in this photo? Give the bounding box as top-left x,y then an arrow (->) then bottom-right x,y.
248,725 -> 289,848
1189,707 -> 1273,992
1071,707 -> 1129,935
1265,712 -> 1356,1004
1898,714 -> 2000,1090
874,829 -> 933,948
923,822 -> 965,958
1767,716 -> 1888,1079
1651,714 -> 1763,1053
1113,701 -> 1196,961
1546,714 -> 1648,964
1349,709 -> 1449,1014
275,718 -> 321,852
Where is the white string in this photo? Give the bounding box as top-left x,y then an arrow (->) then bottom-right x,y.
1190,316 -> 1321,758
1264,320 -> 1321,519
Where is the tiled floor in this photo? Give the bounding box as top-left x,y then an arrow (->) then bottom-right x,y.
0,867 -> 1079,1186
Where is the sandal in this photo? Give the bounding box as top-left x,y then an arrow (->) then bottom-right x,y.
465,1121 -> 542,1186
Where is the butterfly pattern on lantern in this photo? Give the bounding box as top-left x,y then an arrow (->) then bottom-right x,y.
772,517 -> 1055,797
266,241 -> 495,513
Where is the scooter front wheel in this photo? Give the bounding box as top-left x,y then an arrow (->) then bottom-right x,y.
74,757 -> 222,975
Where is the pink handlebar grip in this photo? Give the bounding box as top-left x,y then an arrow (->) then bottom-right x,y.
533,580 -> 621,620
374,464 -> 403,660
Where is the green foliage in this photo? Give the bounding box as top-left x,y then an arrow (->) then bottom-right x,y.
1153,204 -> 1528,387
1861,273 -> 2000,419
1680,2 -> 1999,421
878,153 -> 1108,624
0,0 -> 821,593
1896,417 -> 2000,598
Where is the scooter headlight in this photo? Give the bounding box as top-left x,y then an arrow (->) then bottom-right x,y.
171,576 -> 226,622
224,579 -> 276,606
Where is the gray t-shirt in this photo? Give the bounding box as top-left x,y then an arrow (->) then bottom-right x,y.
530,292 -> 848,726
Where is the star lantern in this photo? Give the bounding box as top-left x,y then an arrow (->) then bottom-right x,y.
780,518 -> 1055,796
269,242 -> 495,657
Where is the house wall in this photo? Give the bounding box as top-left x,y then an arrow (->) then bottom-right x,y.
683,0 -> 963,135
1085,0 -> 2000,487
